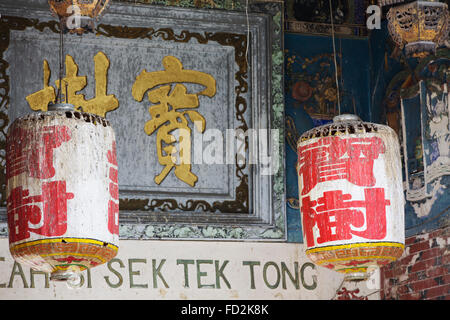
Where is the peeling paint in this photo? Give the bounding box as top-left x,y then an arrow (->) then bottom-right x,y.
416,233 -> 430,242
411,178 -> 447,218
433,236 -> 447,248
381,226 -> 450,299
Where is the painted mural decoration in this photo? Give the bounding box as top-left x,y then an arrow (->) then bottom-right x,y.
132,56 -> 217,187
286,52 -> 344,126
26,51 -> 119,117
284,20 -> 449,239
401,82 -> 449,213
283,32 -> 372,242
380,46 -> 450,220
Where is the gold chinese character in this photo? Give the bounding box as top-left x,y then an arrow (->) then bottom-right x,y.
26,51 -> 119,117
25,60 -> 56,110
132,56 -> 216,187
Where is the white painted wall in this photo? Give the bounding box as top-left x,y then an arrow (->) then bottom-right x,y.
0,239 -> 380,300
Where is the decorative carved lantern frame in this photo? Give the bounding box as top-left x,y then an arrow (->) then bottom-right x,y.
387,1 -> 449,58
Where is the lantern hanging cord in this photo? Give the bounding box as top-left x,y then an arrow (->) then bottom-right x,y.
416,1 -> 421,42
245,0 -> 250,69
329,0 -> 341,115
57,19 -> 65,104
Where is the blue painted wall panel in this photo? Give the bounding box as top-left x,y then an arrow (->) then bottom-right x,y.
284,32 -> 371,242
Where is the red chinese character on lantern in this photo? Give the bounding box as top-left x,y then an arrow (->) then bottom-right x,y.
6,125 -> 71,179
297,136 -> 385,195
107,141 -> 119,235
7,181 -> 74,243
301,188 -> 390,247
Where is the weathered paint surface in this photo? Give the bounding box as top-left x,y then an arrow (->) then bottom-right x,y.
6,110 -> 119,275
381,226 -> 449,300
297,117 -> 405,277
0,238 -> 380,300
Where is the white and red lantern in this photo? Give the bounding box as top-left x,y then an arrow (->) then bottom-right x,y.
6,103 -> 119,281
297,114 -> 405,280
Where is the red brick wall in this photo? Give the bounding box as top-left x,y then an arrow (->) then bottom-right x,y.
380,226 -> 449,300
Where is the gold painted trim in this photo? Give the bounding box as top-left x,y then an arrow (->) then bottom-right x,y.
306,242 -> 405,254
317,255 -> 398,265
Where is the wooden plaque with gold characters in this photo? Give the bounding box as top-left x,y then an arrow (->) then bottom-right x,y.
0,0 -> 286,241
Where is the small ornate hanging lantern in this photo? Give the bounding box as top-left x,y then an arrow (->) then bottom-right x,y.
6,103 -> 119,281
48,0 -> 111,34
387,0 -> 449,58
297,114 -> 405,280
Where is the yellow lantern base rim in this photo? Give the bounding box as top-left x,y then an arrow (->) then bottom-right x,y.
305,242 -> 405,278
10,237 -> 118,251
305,241 -> 405,254
9,237 -> 118,275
